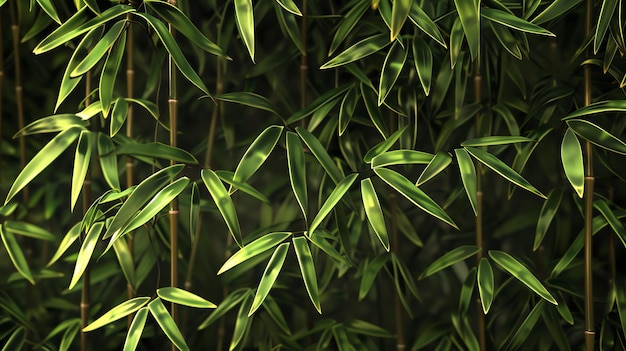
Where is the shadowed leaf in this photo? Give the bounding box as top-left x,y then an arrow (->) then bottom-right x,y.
287,132 -> 308,219
534,188 -> 563,250
233,125 -> 283,184
417,151 -> 452,186
378,39 -> 408,105
69,222 -> 104,289
235,0 -> 255,61
420,245 -> 480,279
412,35 -> 433,95
391,0 -> 413,41
0,225 -> 34,285
567,119 -> 626,155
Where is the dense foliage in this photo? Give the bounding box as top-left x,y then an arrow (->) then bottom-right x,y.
2,0 -> 626,350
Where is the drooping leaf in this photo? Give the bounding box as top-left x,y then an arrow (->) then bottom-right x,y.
287,132 -> 308,219
370,149 -> 433,168
14,114 -> 88,137
616,278 -> 626,340
482,8 -> 554,36
489,250 -> 557,305
198,289 -> 249,329
361,84 -> 387,137
6,127 -> 81,205
157,287 -> 217,309
100,30 -> 126,117
449,17 -> 464,68
69,222 -> 104,289
567,119 -> 626,155
309,174 -> 358,235
329,0 -> 369,56
455,148 -> 478,216
408,2 -> 447,47
359,254 -> 390,300
249,242 -> 289,316
230,292 -> 254,351
97,133 -> 120,190
417,151 -> 452,185
218,232 -> 291,274
420,245 -> 480,279
478,258 -> 494,314
148,298 -> 190,351
233,125 -> 284,184
189,182 -> 200,242
1,327 -> 25,351
378,39 -> 408,105
287,85 -> 351,124
594,199 -> 626,248
116,142 -> 198,164
459,267 -> 477,317
83,297 -> 151,332
274,3 -> 304,54
234,0 -> 255,61
0,225 -> 34,285
110,97 -> 128,137
202,169 -> 243,247
534,188 -> 563,250
489,21 -> 522,60
454,0 -> 480,60
531,0 -> 583,24
36,0 -> 61,23
4,221 -> 55,241
71,130 -> 93,211
217,92 -> 281,117
48,223 -> 81,267
391,0 -> 413,41
505,300 -> 545,350
293,236 -> 321,313
71,20 -> 126,77
363,126 -> 407,163
361,179 -> 389,251
594,0 -> 619,53
412,35 -> 433,95
321,33 -> 391,69
122,307 -> 148,351
375,168 -> 458,228
296,127 -> 345,184
113,238 -> 136,291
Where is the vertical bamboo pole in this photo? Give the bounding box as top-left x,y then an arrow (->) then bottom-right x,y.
299,0 -> 308,113
125,11 -> 136,327
583,0 -> 595,349
9,0 -> 26,200
81,72 -> 93,351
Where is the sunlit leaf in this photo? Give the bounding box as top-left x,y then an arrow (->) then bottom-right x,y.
287,132 -> 308,219
234,0 -> 255,61
202,169 -> 243,247
361,84 -> 387,137
461,136 -> 534,147
309,174 -> 358,235
361,179 -> 389,251
417,151 -> 452,186
391,0 -> 413,41
454,148 -> 478,215
113,238 -> 136,291
594,0 -> 618,53
1,327 -> 25,351
116,142 -> 198,164
71,20 -> 126,77
122,307 -> 148,351
71,130 -> 93,211
478,258 -> 494,314
454,0 -> 480,60
214,170 -> 270,203
110,97 -> 128,137
534,188 -> 563,251
420,245 -> 480,279
321,33 -> 391,69
97,133 -> 120,190
230,292 -> 254,351
275,0 -> 301,15
0,225 -> 34,285
293,236 -> 321,313
363,126 -> 407,163
4,221 -> 55,241
157,287 -> 217,309
338,87 -> 358,135
100,30 -> 126,117
371,149 -> 433,168
148,298 -> 190,351
217,92 -> 281,117
233,125 -> 283,184
218,232 -> 291,274
198,289 -> 249,329
329,0 -> 369,55
567,119 -> 626,155
482,8 -> 554,36
531,0 -> 583,24
379,39 -> 408,105
249,242 -> 289,316
14,114 -> 87,137
562,100 -> 626,119
489,250 -> 557,305
296,127 -> 345,184
274,3 -> 304,54
189,182 -> 200,242
449,17 -> 464,68
412,35 -> 433,95
287,85 -> 351,124
69,222 -> 103,289
48,223 -> 81,267
83,297 -> 150,332
36,0 -> 61,23
408,2 -> 447,47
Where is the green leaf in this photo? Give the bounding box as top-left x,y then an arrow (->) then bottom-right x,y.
14,114 -> 88,137
48,223 -> 81,267
146,0 -> 228,57
198,289 -> 249,329
4,221 -> 55,241
378,39 -> 408,105
135,12 -> 208,94
69,222 -> 104,289
100,30 -> 126,117
488,250 -> 557,305
36,0 -> 61,23
214,171 -> 270,203
296,127 -> 345,184
274,4 -> 304,54
359,254 -> 390,300
148,298 -> 190,351
454,0 -> 480,60
594,0 -> 618,53
71,130 -> 93,211
371,149 -> 433,168
110,97 -> 128,137
461,136 -> 534,147
1,327 -> 25,351
123,307 -> 148,351
338,87 -> 358,135
345,319 -> 393,338
6,127 -> 81,205
477,258 -> 494,314
218,92 -> 281,117
218,232 -> 291,274
189,182 -> 200,242
531,0 -> 582,24
202,169 -> 243,247
534,188 -> 563,251
420,245 -> 480,279
230,292 -> 254,351
411,35 -> 433,95
391,0 -> 413,41
321,33 -> 391,69
459,267 -> 477,317
449,17 -> 464,68
275,0 -> 301,15
0,225 -> 34,285
562,100 -> 626,119
293,236 -> 321,313
116,142 -> 198,164
309,174 -> 358,235
157,287 -> 217,309
83,297 -> 151,332
505,300 -> 545,351
361,84 -> 387,137
417,151 -> 452,186
261,295 -> 291,335
287,132 -> 308,219
287,85 -> 352,124
97,133 -> 120,191
249,242 -> 289,316
567,119 -> 626,155
234,0 -> 255,61
465,147 -> 546,198
455,148 -> 478,215
489,21 -> 522,59
594,199 -> 626,248
482,8 -> 554,36
113,238 -> 136,291
361,179 -> 389,251
375,168 -> 458,228
561,128 -> 584,197
233,125 -> 284,184
59,323 -> 80,351
408,2 -> 447,47
329,0 -> 369,55
363,126 -> 407,163
71,20 -> 126,77
616,278 -> 626,341
307,230 -> 348,265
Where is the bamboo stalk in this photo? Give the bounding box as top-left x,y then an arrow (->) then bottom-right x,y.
299,0 -> 308,112
81,71 -> 93,351
10,0 -> 26,200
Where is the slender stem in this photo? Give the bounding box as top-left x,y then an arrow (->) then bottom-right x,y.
0,20 -> 4,179
474,62 -> 486,351
125,14 -> 136,328
81,71 -> 93,351
390,193 -> 405,351
10,0 -> 26,202
608,187 -> 616,287
299,0 -> 308,112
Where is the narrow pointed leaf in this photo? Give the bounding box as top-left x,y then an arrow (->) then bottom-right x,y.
122,307 -> 148,351
489,250 -> 557,305
455,148 -> 476,217
459,267 -> 477,317
449,17 -> 464,68
375,168 -> 458,228
6,127 -> 81,205
97,133 -> 120,190
157,287 -> 217,309
100,31 -> 126,117
71,20 -> 126,77
198,289 -> 249,329
412,36 -> 433,95
307,230 -> 347,265
417,151 -> 452,185
309,174 -> 358,235
214,170 -> 270,203
296,127 -> 345,184
465,147 -> 546,198
567,119 -> 626,155
274,4 -> 305,54
69,222 -> 103,289
594,199 -> 626,248
328,1 -> 369,55
361,84 -> 387,137
506,300 -> 545,351
361,179 -> 389,251
71,131 -> 93,211
293,236 -> 321,313
359,254 -> 390,300
363,126 -> 407,163
534,188 -> 563,250
477,258 -> 494,314
116,142 -> 198,164
287,132 -> 308,219
391,0 -> 413,41
454,0 -> 480,60
218,92 -> 281,117
218,232 -> 291,274
562,100 -> 626,119
233,125 -> 283,183
0,226 -> 34,285
230,293 -> 254,351
461,136 -> 534,147
235,0 -> 255,61
531,0 -> 583,24
249,243 -> 289,316
148,298 -> 190,351
489,21 -> 522,59
113,238 -> 136,291
14,114 -> 87,137
321,33 -> 390,69
379,40 -> 408,105
48,223 -> 81,267
275,0 -> 301,15
4,221 -> 55,241
83,297 -> 150,332
339,87 -> 358,135
36,0 -> 61,23
482,8 -> 554,36
189,182 -> 200,242
1,327 -> 25,351
287,85 -> 351,124
594,0 -> 618,53
371,150 -> 433,168
408,3 -> 446,47
420,245 -> 480,279
110,97 -> 128,137
616,279 -> 626,340
262,295 -> 291,335
561,128 -> 584,197
202,169 -> 243,247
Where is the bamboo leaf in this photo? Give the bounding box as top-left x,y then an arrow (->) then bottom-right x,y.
261,295 -> 291,335
293,236 -> 321,313
198,289 -> 248,329
287,85 -> 352,124
6,127 -> 81,205
391,0 -> 413,41
116,142 -> 198,164
363,126 -> 407,163
100,30 -> 126,117
122,307 -> 148,351
459,267 -> 477,317
455,148 -> 478,215
562,100 -> 626,119
359,254 -> 390,300
594,0 -> 618,53
321,33 -> 391,69
97,133 -> 120,191
14,114 -> 88,137
110,97 -> 128,137
465,146 -> 546,198
454,0 -> 480,60
0,225 -> 34,285
309,174 -> 358,235
361,84 -> 387,137
461,136 -> 534,147
408,2 -> 446,47
411,35 -> 433,95
489,250 -> 557,305
361,179 -> 389,251
202,169 -> 243,247
48,223 -> 81,267
233,125 -> 284,184
249,242 -> 289,316
148,298 -> 190,351
83,297 -> 150,332
375,168 -> 458,228
594,199 -> 626,248
69,222 -> 103,289
328,0 -> 369,56
531,0 -> 583,24
71,130 -> 93,211
135,12 -> 209,94
378,39 -> 408,105
287,132 -> 308,219
274,3 -> 304,54
1,327 -> 25,351
567,119 -> 626,155
482,8 -> 554,36
234,0 -> 255,61
275,0 -> 301,15
157,287 -> 217,309
561,128 -> 584,197
449,17 -> 464,68
214,170 -> 270,203
338,87 -> 358,136
230,292 -> 254,351
477,258 -> 494,314
505,300 -> 545,351
296,127 -> 345,184
534,188 -> 563,251
417,151 -> 452,185
189,182 -> 200,242
113,238 -> 136,291
307,230 -> 348,265
71,20 -> 126,77
616,278 -> 626,340
36,0 -> 61,23
218,232 -> 291,274
371,149 -> 433,168
217,92 -> 281,117
420,245 -> 480,279
4,221 -> 55,241
489,20 -> 522,59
